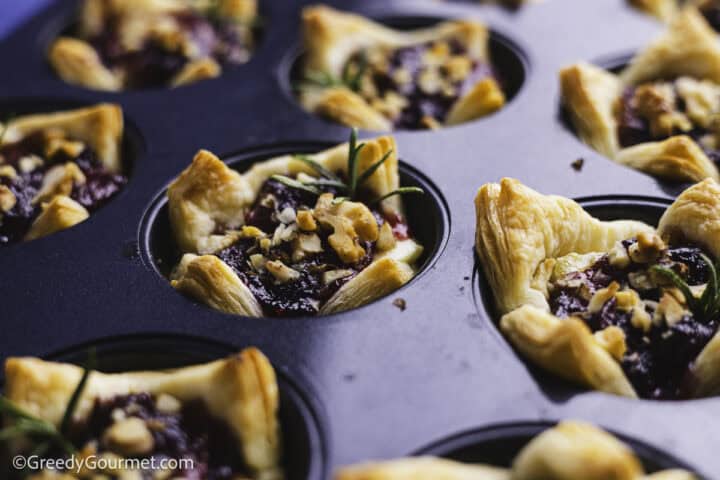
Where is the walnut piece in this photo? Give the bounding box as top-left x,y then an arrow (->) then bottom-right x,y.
103,417 -> 155,456
32,163 -> 86,205
266,260 -> 301,283
296,210 -> 317,231
633,83 -> 692,138
628,232 -> 666,264
313,193 -> 378,264
0,185 -> 16,213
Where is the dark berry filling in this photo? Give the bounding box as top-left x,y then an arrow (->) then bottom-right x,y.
0,132 -> 127,245
549,238 -> 718,399
68,393 -> 247,480
342,38 -> 501,130
214,177 -> 410,317
84,9 -> 254,89
616,82 -> 720,166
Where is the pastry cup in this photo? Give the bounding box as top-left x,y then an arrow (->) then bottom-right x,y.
4,347 -> 283,480
1,103 -> 124,242
167,135 -> 423,317
474,177 -> 720,398
48,0 -> 257,91
298,5 -> 506,131
560,8 -> 720,183
335,421 -> 696,480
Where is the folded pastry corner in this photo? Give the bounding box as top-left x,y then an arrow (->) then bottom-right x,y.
3,347 -> 283,479
167,131 -> 423,317
475,178 -> 720,399
334,421 -> 695,480
560,8 -> 720,182
298,5 -> 505,131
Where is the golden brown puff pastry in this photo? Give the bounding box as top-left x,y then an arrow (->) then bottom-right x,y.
475,178 -> 720,399
0,104 -> 126,245
49,0 -> 258,91
297,5 -> 506,131
560,8 -> 720,183
167,133 -> 424,317
630,0 -> 720,28
335,421 -> 696,480
3,348 -> 282,480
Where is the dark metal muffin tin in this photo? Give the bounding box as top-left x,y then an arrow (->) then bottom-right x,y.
0,0 -> 716,477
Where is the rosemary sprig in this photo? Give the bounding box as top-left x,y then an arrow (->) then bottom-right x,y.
270,128 -> 424,206
650,252 -> 720,322
370,187 -> 424,205
300,55 -> 368,93
0,351 -> 95,457
341,53 -> 367,92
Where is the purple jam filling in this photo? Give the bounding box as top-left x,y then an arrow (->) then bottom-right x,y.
550,239 -> 718,399
69,393 -> 247,480
85,10 -> 253,89
214,177 -> 409,317
0,132 -> 127,245
616,85 -> 720,166
347,39 -> 499,130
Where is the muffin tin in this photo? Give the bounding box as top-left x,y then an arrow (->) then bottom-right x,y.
0,0 -> 717,477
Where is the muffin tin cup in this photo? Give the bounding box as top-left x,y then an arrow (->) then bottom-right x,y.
0,335 -> 328,480
415,421 -> 697,473
0,0 -> 717,477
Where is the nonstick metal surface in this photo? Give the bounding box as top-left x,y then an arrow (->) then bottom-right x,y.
0,0 -> 716,477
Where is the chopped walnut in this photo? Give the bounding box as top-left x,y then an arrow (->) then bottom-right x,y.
240,225 -> 265,238
675,76 -> 720,129
266,260 -> 301,283
655,291 -> 688,327
277,206 -> 296,224
18,154 -> 44,173
322,269 -> 353,284
45,138 -> 85,159
271,222 -> 297,246
588,282 -> 620,313
0,165 -> 17,179
631,305 -> 653,332
155,393 -> 182,415
0,185 -> 16,213
628,232 -> 666,264
313,193 -> 378,264
296,209 -> 317,231
292,232 -> 323,262
444,56 -> 472,83
615,288 -> 641,311
32,163 -> 86,205
633,83 -> 692,138
103,417 -> 155,456
594,326 -> 626,361
608,241 -> 631,269
249,253 -> 267,271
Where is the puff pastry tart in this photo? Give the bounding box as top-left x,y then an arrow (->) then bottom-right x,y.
49,0 -> 258,90
560,8 -> 720,183
297,5 -> 506,131
630,0 -> 720,28
167,130 -> 424,317
0,104 -> 126,245
475,177 -> 720,399
1,347 -> 282,479
335,421 -> 696,480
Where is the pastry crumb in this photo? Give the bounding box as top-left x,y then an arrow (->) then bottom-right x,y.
571,158 -> 584,171
393,298 -> 407,311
